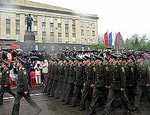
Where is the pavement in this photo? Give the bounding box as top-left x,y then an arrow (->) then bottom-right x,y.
0,87 -> 150,115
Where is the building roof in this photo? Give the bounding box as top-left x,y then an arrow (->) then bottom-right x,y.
0,0 -> 99,20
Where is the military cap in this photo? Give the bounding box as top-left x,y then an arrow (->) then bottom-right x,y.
128,55 -> 136,61
69,56 -> 76,61
121,55 -> 128,60
84,55 -> 91,60
76,56 -> 83,61
95,56 -> 103,60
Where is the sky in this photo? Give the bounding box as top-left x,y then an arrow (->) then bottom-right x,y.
29,0 -> 150,39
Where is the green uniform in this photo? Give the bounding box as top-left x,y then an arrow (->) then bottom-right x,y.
55,63 -> 65,98
64,63 -> 75,104
71,63 -> 84,106
125,63 -> 135,105
0,68 -> 15,105
50,63 -> 59,97
89,63 -> 106,113
79,64 -> 94,110
103,63 -> 131,114
12,67 -> 41,115
134,62 -> 150,108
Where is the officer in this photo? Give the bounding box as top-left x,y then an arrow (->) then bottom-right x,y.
63,57 -> 76,104
88,56 -> 106,115
79,56 -> 94,111
71,56 -> 84,107
101,54 -> 131,115
50,59 -> 59,97
133,55 -> 150,111
54,60 -> 64,99
0,62 -> 15,105
12,60 -> 41,115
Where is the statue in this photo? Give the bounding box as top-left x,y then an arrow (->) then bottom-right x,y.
26,14 -> 33,32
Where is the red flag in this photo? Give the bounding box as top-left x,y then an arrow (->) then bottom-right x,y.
117,32 -> 120,46
104,32 -> 108,46
11,44 -> 20,49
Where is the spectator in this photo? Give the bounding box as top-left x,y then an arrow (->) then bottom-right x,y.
41,59 -> 48,83
34,61 -> 42,84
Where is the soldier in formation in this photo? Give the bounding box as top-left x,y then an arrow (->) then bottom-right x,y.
43,52 -> 150,115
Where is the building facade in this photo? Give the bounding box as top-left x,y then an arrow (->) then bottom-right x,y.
0,0 -> 99,51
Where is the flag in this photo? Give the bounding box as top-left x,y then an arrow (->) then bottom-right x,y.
108,32 -> 112,47
104,32 -> 108,47
117,32 -> 120,46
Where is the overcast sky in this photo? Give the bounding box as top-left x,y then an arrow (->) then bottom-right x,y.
29,0 -> 150,39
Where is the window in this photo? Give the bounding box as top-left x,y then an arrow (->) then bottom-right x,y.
65,19 -> 69,24
81,37 -> 84,44
42,32 -> 46,43
6,13 -> 11,38
86,22 -> 89,28
72,37 -> 76,43
81,21 -> 84,27
50,17 -> 54,23
50,32 -> 54,42
65,37 -> 69,42
65,26 -> 69,33
92,23 -> 95,29
58,24 -> 61,33
92,31 -> 95,36
87,38 -> 90,44
57,18 -> 61,24
16,14 -> 20,40
33,15 -> 37,22
72,20 -> 75,25
81,29 -> 84,36
42,17 -> 45,22
33,23 -> 37,31
87,30 -> 90,36
42,23 -> 46,32
50,26 -> 54,32
58,33 -> 62,42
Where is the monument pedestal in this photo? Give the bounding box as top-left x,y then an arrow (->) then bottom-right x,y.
24,31 -> 35,51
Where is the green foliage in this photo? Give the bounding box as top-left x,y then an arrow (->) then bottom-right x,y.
124,34 -> 150,51
92,43 -> 106,50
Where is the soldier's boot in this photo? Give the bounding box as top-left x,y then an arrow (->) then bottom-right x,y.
132,106 -> 139,112
124,110 -> 132,115
87,110 -> 96,115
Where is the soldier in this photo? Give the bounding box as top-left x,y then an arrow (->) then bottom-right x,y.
79,56 -> 94,111
49,59 -> 59,97
63,57 -> 76,104
101,54 -> 131,115
12,60 -> 41,115
88,56 -> 106,115
71,56 -> 84,107
60,58 -> 69,102
54,60 -> 64,99
133,56 -> 150,111
0,62 -> 16,105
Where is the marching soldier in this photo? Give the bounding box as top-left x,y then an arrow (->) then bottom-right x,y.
0,62 -> 16,105
133,56 -> 150,111
88,56 -> 106,115
101,54 -> 131,115
12,60 -> 41,115
79,56 -> 94,111
71,56 -> 84,107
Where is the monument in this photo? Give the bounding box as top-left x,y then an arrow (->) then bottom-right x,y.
24,14 -> 35,51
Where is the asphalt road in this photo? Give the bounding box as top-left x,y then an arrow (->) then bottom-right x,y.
0,88 -> 150,115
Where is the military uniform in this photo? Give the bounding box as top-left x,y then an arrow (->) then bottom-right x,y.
12,67 -> 41,115
103,62 -> 131,114
50,63 -> 59,97
133,62 -> 150,109
54,63 -> 65,98
88,63 -> 106,114
71,63 -> 84,106
60,63 -> 69,101
125,63 -> 135,105
79,64 -> 94,110
0,67 -> 15,105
